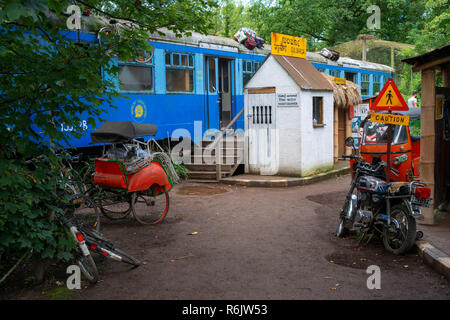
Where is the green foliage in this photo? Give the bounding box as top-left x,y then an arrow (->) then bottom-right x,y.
0,0 -> 216,276
172,161 -> 190,180
411,0 -> 450,53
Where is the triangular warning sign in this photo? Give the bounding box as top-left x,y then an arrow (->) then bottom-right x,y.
371,78 -> 409,111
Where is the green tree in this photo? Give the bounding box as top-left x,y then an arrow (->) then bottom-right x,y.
0,0 -> 215,283
257,0 -> 428,50
410,0 -> 450,53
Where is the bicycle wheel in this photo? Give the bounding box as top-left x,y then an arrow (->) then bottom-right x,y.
75,253 -> 99,284
106,247 -> 141,267
131,186 -> 169,225
68,194 -> 101,232
82,228 -> 141,267
100,194 -> 133,220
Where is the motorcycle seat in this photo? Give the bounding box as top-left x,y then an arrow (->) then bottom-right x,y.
389,182 -> 410,195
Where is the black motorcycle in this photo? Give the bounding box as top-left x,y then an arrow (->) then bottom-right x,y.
336,138 -> 432,255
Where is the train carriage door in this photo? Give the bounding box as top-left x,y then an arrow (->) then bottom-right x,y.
204,56 -> 218,130
218,58 -> 233,129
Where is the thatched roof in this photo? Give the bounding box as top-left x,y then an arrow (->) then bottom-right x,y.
320,72 -> 362,109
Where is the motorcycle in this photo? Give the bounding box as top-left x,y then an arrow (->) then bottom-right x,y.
336,137 -> 432,255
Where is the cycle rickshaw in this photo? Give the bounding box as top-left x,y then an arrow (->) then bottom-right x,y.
72,121 -> 179,225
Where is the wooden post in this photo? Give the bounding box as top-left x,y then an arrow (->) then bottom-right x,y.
334,105 -> 339,162
345,108 -> 352,155
386,119 -> 392,184
443,64 -> 450,88
362,39 -> 367,62
419,68 -> 436,225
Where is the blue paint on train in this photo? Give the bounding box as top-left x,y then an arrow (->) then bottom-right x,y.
58,31 -> 393,149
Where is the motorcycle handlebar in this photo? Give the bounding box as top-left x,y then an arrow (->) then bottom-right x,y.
343,155 -> 401,175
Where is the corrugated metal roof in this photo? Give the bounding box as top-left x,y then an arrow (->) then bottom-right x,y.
273,55 -> 333,91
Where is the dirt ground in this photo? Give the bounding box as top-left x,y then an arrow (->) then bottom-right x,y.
4,175 -> 449,300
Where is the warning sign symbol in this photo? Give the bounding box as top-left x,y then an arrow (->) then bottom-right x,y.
371,78 -> 408,111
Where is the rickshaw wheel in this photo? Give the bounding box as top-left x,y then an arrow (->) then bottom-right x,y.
131,186 -> 169,225
100,196 -> 133,220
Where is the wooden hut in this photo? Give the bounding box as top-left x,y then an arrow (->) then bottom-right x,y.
320,72 -> 362,161
402,44 -> 450,224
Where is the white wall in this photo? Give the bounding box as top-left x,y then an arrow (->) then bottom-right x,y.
245,55 -> 334,176
299,90 -> 334,175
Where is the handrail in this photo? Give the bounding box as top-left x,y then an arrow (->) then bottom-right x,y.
209,107 -> 244,151
210,107 -> 244,181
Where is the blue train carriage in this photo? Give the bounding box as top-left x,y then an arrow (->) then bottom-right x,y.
60,21 -> 394,150
62,26 -> 269,149
306,51 -> 395,99
306,52 -> 395,150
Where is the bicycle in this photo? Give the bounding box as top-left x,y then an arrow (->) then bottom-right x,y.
57,193 -> 141,284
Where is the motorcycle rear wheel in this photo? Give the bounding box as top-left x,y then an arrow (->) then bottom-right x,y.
383,205 -> 416,255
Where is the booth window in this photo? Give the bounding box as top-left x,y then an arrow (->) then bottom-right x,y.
361,73 -> 370,95
165,51 -> 195,92
373,74 -> 381,94
313,97 -> 324,127
243,60 -> 262,86
118,52 -> 154,92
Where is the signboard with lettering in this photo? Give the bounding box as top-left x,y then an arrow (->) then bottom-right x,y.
370,113 -> 409,126
334,77 -> 346,85
277,93 -> 299,107
355,103 -> 370,118
271,32 -> 307,59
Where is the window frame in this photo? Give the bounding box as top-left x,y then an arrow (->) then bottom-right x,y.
329,69 -> 341,78
372,74 -> 382,94
165,51 -> 195,94
360,73 -> 370,96
242,59 -> 262,87
312,96 -> 324,127
117,53 -> 155,93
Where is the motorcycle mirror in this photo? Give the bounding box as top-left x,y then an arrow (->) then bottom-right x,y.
345,137 -> 354,147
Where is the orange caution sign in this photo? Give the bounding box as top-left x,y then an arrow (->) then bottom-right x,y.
371,78 -> 408,111
370,113 -> 409,126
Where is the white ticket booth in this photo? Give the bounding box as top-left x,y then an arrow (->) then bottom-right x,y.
244,54 -> 334,177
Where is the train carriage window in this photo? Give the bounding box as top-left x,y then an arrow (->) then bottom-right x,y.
373,75 -> 381,94
118,52 -> 154,92
165,51 -> 195,92
173,54 -> 180,66
208,58 -> 216,93
242,59 -> 263,86
361,73 -> 370,96
329,69 -> 341,77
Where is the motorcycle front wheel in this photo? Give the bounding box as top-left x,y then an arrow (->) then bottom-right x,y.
336,218 -> 348,238
336,192 -> 356,238
382,205 -> 417,255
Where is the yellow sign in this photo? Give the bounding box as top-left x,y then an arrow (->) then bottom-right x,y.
271,32 -> 307,59
334,77 -> 346,85
371,113 -> 409,126
372,78 -> 408,111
